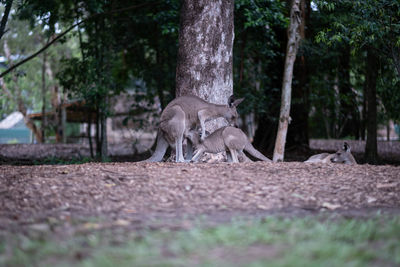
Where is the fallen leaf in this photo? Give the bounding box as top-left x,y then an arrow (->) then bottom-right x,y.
377,183 -> 397,189
322,202 -> 341,210
124,209 -> 136,213
292,193 -> 305,200
257,204 -> 269,210
82,222 -> 101,230
114,219 -> 130,226
29,223 -> 50,232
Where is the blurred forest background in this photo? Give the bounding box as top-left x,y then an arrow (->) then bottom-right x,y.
0,0 -> 399,164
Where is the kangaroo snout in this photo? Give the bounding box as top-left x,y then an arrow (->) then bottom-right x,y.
229,120 -> 238,127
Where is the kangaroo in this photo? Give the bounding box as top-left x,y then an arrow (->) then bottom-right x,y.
304,142 -> 357,164
189,126 -> 272,163
144,95 -> 244,162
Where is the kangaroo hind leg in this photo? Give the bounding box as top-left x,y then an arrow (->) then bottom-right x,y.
191,148 -> 205,162
185,139 -> 193,161
226,151 -> 233,162
229,148 -> 239,163
175,135 -> 185,162
160,105 -> 186,163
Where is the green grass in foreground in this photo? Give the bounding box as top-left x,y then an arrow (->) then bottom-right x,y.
1,215 -> 399,267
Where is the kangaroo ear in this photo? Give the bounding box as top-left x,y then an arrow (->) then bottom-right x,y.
232,97 -> 244,107
343,142 -> 351,152
228,95 -> 244,107
228,95 -> 235,107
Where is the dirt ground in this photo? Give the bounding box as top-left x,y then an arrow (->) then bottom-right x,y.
1,160 -> 399,235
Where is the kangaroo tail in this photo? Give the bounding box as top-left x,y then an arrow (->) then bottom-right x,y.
143,130 -> 169,162
244,143 -> 272,162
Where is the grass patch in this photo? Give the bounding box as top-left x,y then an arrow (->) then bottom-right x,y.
1,215 -> 399,266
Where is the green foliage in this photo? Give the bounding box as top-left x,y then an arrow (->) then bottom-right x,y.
0,4 -> 75,120
314,0 -> 400,74
4,0 -> 399,144
236,0 -> 288,29
233,0 -> 287,118
378,61 -> 400,123
308,0 -> 400,137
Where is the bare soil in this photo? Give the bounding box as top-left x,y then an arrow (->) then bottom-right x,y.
1,160 -> 399,235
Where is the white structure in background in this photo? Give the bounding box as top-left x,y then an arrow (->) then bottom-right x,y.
0,112 -> 23,129
0,112 -> 32,143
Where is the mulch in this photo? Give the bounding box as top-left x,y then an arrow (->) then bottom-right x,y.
1,161 -> 399,234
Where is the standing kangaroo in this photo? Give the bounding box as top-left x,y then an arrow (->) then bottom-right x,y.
189,126 -> 272,163
144,95 -> 244,162
304,142 -> 357,164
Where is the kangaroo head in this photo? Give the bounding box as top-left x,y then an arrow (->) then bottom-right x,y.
225,95 -> 244,127
187,129 -> 209,147
330,142 -> 353,164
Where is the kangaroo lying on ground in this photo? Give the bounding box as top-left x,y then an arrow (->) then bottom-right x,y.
304,142 -> 357,164
189,126 -> 272,163
144,95 -> 244,162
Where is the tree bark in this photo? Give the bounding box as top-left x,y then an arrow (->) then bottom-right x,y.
286,0 -> 310,149
0,0 -> 13,41
87,112 -> 94,158
176,0 -> 234,125
100,96 -> 108,162
361,81 -> 367,140
41,51 -> 47,143
44,56 -> 64,143
364,49 -> 379,164
273,0 -> 302,162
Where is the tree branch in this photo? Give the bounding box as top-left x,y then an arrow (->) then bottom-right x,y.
0,1 -> 160,78
0,77 -> 14,100
0,0 -> 13,41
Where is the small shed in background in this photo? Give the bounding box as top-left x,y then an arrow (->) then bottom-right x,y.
0,112 -> 32,144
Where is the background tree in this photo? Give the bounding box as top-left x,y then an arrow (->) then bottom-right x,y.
286,0 -> 310,149
315,0 -> 400,163
273,0 -> 302,162
0,0 -> 13,41
0,4 -> 73,143
234,0 -> 287,154
176,0 -> 234,131
1,0 -> 399,164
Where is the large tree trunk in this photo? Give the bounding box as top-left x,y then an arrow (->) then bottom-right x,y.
273,0 -> 302,162
364,49 -> 379,164
176,0 -> 234,129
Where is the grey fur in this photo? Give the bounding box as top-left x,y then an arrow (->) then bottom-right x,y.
145,95 -> 244,162
304,142 -> 357,164
190,126 -> 272,163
